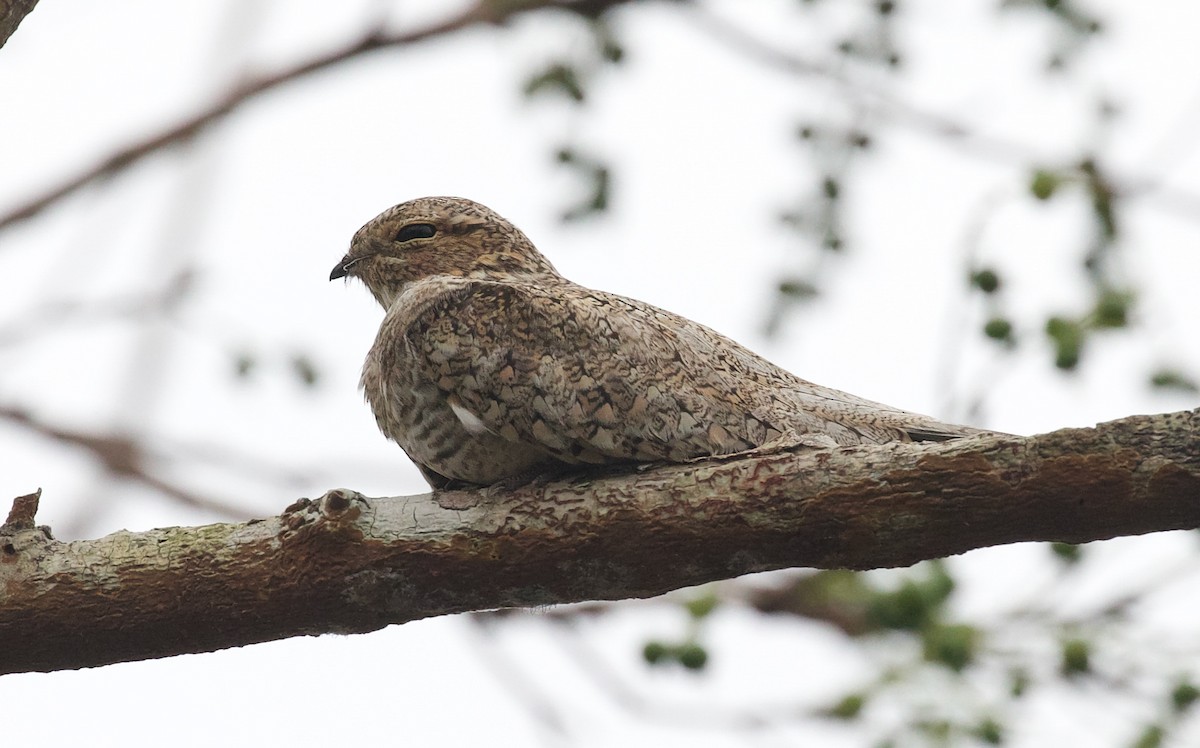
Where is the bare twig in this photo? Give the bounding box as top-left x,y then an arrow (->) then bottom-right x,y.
684,5 -> 1200,219
0,0 -> 636,233
0,270 -> 192,348
466,615 -> 571,740
0,406 -> 251,519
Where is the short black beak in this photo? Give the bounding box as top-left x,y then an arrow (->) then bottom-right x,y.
329,258 -> 351,281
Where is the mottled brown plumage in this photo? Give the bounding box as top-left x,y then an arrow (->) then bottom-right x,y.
331,196 -> 992,488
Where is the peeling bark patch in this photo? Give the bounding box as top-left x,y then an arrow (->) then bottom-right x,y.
436,490 -> 482,510
1144,462 -> 1200,507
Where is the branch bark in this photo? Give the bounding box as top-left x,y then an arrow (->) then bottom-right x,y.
1,408 -> 1196,675
0,0 -> 39,50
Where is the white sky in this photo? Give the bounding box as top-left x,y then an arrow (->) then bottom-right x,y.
1,1 -> 1198,745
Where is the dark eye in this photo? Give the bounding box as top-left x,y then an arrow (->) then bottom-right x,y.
394,223 -> 436,243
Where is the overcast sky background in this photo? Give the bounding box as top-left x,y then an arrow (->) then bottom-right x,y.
1,1 -> 1199,745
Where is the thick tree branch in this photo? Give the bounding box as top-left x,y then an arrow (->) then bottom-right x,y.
1,409 -> 1196,675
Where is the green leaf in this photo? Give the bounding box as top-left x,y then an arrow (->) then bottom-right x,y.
233,352 -> 256,379
1049,542 -> 1083,565
1131,724 -> 1164,748
970,268 -> 1001,293
922,623 -> 978,672
822,176 -> 840,200
684,592 -> 719,620
868,564 -> 956,631
677,643 -> 708,671
1030,169 -> 1062,200
599,39 -> 624,63
974,717 -> 1004,745
983,317 -> 1014,342
1061,638 -> 1091,677
1092,288 -> 1133,328
824,693 -> 866,720
778,278 -> 820,300
290,354 -> 319,387
1149,369 -> 1199,393
1171,680 -> 1200,713
524,63 -> 585,103
869,582 -> 931,631
1045,316 -> 1084,370
1009,667 -> 1031,698
642,640 -> 669,665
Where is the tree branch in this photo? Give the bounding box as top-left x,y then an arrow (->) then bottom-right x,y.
1,409 -> 1196,675
0,0 -> 636,233
0,405 -> 252,520
0,0 -> 39,50
685,6 -> 1200,220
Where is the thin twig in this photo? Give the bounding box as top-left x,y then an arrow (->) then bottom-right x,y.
0,405 -> 251,520
466,614 -> 571,741
0,0 -> 635,233
684,5 -> 1200,220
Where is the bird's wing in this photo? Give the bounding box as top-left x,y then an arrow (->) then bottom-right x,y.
392,279 -> 776,465
394,278 -> 988,465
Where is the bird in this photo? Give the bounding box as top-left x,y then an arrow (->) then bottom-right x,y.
330,196 -> 994,489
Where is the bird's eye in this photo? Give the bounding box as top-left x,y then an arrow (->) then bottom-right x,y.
394,223 -> 437,243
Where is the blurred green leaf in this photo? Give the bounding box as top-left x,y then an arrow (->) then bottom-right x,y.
848,130 -> 872,149
984,317 -> 1014,343
1030,169 -> 1062,200
1171,680 -> 1200,713
290,354 -> 319,388
642,640 -> 669,665
1010,667 -> 1031,698
778,278 -> 820,300
1092,288 -> 1133,328
971,268 -> 1001,293
233,351 -> 256,379
922,623 -> 978,672
822,175 -> 840,200
868,564 -> 955,631
823,693 -> 867,720
1046,316 -> 1084,370
524,63 -> 585,102
1131,724 -> 1164,748
677,643 -> 708,671
557,148 -> 610,221
1149,369 -> 1199,393
1081,158 -> 1118,240
684,592 -> 719,621
1050,542 -> 1083,565
915,718 -> 952,740
1061,638 -> 1091,677
974,717 -> 1004,745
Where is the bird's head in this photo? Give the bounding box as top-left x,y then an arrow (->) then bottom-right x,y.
330,196 -> 561,309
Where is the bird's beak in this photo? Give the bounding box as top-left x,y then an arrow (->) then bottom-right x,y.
329,256 -> 352,281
